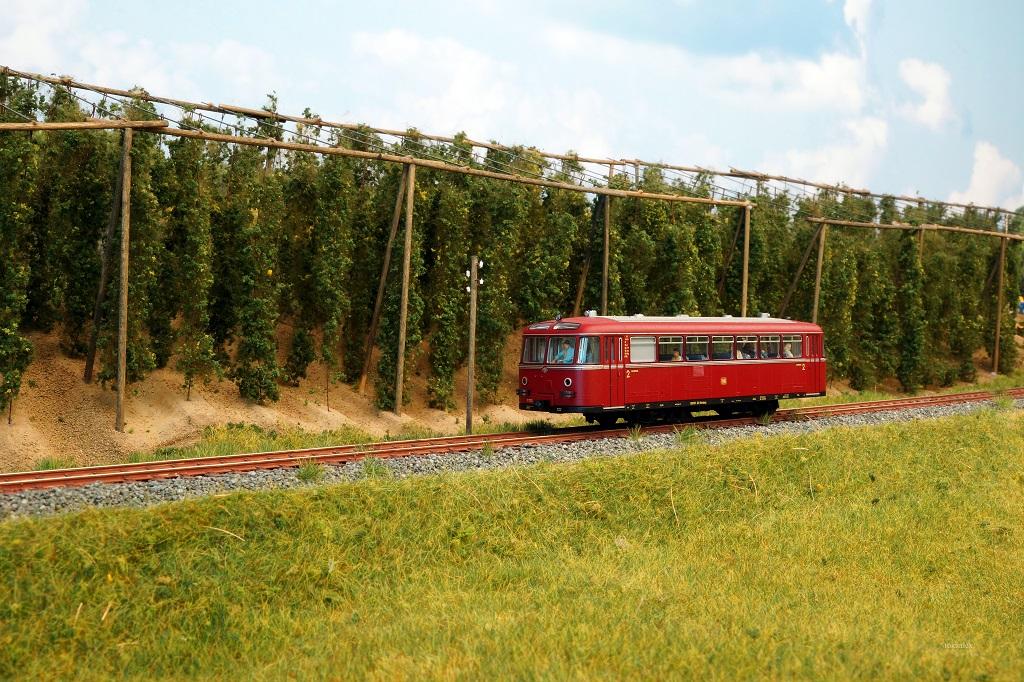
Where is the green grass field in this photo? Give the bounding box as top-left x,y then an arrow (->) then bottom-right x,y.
4,410 -> 1023,679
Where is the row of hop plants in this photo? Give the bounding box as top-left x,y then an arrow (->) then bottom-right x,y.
0,75 -> 1021,417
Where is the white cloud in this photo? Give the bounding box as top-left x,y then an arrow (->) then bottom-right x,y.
0,0 -> 85,70
350,30 -> 512,133
843,0 -> 872,52
541,25 -> 868,113
714,50 -> 865,112
0,0 -> 278,106
341,25 -> 873,170
949,142 -> 1024,210
765,117 -> 889,187
898,58 -> 955,130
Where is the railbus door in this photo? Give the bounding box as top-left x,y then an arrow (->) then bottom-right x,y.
783,333 -> 809,392
607,336 -> 625,407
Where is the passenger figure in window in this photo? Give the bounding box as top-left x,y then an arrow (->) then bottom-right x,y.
783,343 -> 794,358
671,350 -> 682,361
554,340 -> 574,364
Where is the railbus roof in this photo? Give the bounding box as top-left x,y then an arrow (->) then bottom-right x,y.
522,315 -> 822,335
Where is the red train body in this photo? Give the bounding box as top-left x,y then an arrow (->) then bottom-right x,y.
517,314 -> 826,426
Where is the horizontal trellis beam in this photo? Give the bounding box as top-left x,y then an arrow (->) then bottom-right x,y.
0,118 -> 168,131
152,125 -> 753,207
806,217 -> 1023,242
617,159 -> 873,197
0,67 -> 230,116
213,102 -> 614,164
4,65 -> 1016,216
0,67 -> 617,165
730,168 -> 1007,214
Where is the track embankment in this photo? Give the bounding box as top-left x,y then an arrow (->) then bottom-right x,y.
1,389 -> 1021,520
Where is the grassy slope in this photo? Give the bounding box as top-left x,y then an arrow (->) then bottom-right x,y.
780,368 -> 1024,408
2,411 -> 1023,680
117,418 -> 566,466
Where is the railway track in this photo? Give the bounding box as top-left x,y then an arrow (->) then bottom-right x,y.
2,388 -> 1021,494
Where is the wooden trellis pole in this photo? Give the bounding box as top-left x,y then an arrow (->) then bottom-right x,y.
740,204 -> 751,317
602,163 -> 615,315
358,163 -> 409,394
394,163 -> 416,415
812,225 -> 828,324
993,236 -> 1007,373
778,224 -> 825,318
465,255 -> 480,435
571,256 -> 589,317
115,128 -> 133,432
718,207 -> 744,297
84,129 -> 127,383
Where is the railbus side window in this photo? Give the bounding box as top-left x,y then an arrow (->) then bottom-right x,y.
630,336 -> 656,363
782,334 -> 802,358
547,336 -> 578,364
760,335 -> 780,359
658,336 -> 684,362
735,335 -> 757,359
578,336 -> 601,364
522,337 -> 546,363
711,336 -> 734,360
685,336 -> 708,361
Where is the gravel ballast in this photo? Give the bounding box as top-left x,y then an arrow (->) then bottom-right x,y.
2,400 -> 1021,521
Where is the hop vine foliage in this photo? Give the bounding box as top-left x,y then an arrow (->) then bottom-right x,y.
98,99 -> 166,386
164,123 -> 218,398
896,230 -> 926,392
422,142 -> 473,409
0,76 -> 38,414
37,90 -> 117,356
309,138 -> 355,381
1,76 -> 1021,420
221,145 -> 283,403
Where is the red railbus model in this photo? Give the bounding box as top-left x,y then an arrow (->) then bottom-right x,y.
517,314 -> 826,426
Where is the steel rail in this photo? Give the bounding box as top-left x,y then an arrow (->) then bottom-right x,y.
1,389 -> 1020,493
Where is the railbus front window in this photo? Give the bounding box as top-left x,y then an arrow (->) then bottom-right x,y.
578,336 -> 601,364
760,335 -> 780,359
522,337 -> 546,363
630,336 -> 656,363
548,336 -> 578,364
686,336 -> 708,361
658,336 -> 684,362
711,336 -> 734,360
783,334 -> 802,358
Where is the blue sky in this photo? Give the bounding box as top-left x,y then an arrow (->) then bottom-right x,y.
3,0 -> 1022,209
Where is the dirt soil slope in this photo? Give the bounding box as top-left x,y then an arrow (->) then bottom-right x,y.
0,332 -> 574,471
